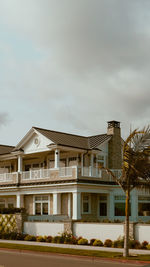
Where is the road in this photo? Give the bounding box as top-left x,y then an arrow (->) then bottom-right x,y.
0,250 -> 148,267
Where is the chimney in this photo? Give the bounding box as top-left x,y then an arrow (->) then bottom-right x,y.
107,120 -> 122,169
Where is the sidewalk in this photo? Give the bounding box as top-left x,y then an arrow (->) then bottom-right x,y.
0,239 -> 150,255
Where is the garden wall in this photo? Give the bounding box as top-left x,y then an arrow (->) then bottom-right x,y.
135,224 -> 150,243
24,222 -> 64,236
73,222 -> 124,242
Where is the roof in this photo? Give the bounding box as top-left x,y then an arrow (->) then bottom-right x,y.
0,145 -> 15,155
33,127 -> 111,150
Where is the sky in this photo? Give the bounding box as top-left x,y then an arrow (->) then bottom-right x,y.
0,0 -> 150,146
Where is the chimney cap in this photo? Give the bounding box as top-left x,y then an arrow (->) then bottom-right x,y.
107,120 -> 120,128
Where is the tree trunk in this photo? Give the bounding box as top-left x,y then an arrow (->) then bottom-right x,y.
123,189 -> 130,257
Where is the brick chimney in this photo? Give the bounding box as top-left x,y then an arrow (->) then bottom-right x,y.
107,121 -> 122,169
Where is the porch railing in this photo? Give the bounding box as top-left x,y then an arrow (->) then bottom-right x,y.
0,172 -> 18,183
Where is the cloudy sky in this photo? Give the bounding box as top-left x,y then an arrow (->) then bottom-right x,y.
0,0 -> 150,145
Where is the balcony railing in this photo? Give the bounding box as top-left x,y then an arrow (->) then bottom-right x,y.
0,167 -> 122,184
0,172 -> 18,183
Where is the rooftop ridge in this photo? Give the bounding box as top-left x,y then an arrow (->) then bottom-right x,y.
33,126 -> 88,139
0,144 -> 15,148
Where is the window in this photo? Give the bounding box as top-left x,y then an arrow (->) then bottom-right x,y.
99,195 -> 107,216
114,195 -> 131,216
82,195 -> 90,214
8,198 -> 14,208
0,199 -> 5,208
138,196 -> 150,216
34,195 -> 49,215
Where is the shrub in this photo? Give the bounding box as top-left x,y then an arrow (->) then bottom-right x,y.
147,244 -> 150,250
70,236 -> 77,244
90,239 -> 96,246
36,236 -> 46,242
129,240 -> 141,249
113,238 -> 124,248
93,239 -> 103,247
52,235 -> 64,244
45,236 -> 52,243
77,238 -> 88,245
141,241 -> 148,249
16,233 -> 27,240
24,235 -> 36,241
104,239 -> 113,247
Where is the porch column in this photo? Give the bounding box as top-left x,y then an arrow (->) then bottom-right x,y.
53,193 -> 61,214
54,149 -> 60,169
96,154 -> 98,177
18,155 -> 23,173
72,192 -> 81,220
16,194 -> 21,208
90,153 -> 94,176
68,193 -> 72,218
108,192 -> 114,221
131,190 -> 138,222
81,153 -> 84,176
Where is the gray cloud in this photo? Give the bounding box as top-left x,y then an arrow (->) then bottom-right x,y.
0,0 -> 150,143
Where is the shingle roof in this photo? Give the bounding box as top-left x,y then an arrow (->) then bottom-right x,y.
0,145 -> 15,155
33,127 -> 112,150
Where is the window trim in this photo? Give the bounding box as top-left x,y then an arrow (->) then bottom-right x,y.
33,195 -> 50,215
98,195 -> 108,217
82,194 -> 91,214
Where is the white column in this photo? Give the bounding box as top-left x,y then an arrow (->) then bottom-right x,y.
54,149 -> 60,169
108,192 -> 114,221
81,153 -> 84,176
96,154 -> 98,177
68,193 -> 71,218
16,194 -> 21,208
90,153 -> 94,176
72,192 -> 81,220
131,189 -> 138,222
53,193 -> 61,215
18,155 -> 23,173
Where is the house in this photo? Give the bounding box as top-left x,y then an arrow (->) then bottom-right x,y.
0,120 -> 149,223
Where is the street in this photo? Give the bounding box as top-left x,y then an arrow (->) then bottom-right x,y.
0,250 -> 148,267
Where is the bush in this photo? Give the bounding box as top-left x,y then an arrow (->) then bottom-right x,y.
52,235 -> 64,244
16,233 -> 27,240
90,239 -> 96,246
141,241 -> 148,249
147,244 -> 150,250
113,239 -> 124,248
93,239 -> 103,247
77,238 -> 88,245
24,235 -> 36,241
0,208 -> 25,214
36,236 -> 46,242
45,236 -> 52,243
129,240 -> 141,249
104,239 -> 113,247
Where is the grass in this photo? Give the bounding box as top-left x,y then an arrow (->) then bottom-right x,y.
0,242 -> 149,262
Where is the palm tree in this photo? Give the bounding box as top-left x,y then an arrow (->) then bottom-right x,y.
104,126 -> 150,257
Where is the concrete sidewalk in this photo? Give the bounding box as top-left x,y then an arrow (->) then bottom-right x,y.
0,239 -> 150,255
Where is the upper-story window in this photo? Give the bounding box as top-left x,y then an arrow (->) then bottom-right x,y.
97,155 -> 105,167
82,194 -> 91,214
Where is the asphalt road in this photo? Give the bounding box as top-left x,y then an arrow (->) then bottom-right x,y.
0,250 -> 148,267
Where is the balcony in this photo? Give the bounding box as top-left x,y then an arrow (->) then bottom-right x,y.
0,167 -> 122,186
0,172 -> 18,184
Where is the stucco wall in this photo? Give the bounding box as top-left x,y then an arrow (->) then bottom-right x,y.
24,222 -> 64,236
135,224 -> 150,243
73,223 -> 124,242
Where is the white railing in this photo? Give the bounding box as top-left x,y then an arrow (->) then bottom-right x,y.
81,167 -> 122,181
59,167 -> 75,177
21,166 -> 77,180
0,172 -> 18,183
21,169 -> 52,180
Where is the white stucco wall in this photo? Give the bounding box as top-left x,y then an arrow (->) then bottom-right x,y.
24,222 -> 64,236
73,223 -> 124,242
135,224 -> 150,243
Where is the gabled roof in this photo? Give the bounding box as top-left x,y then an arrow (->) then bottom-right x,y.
33,127 -> 112,150
0,145 -> 15,155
